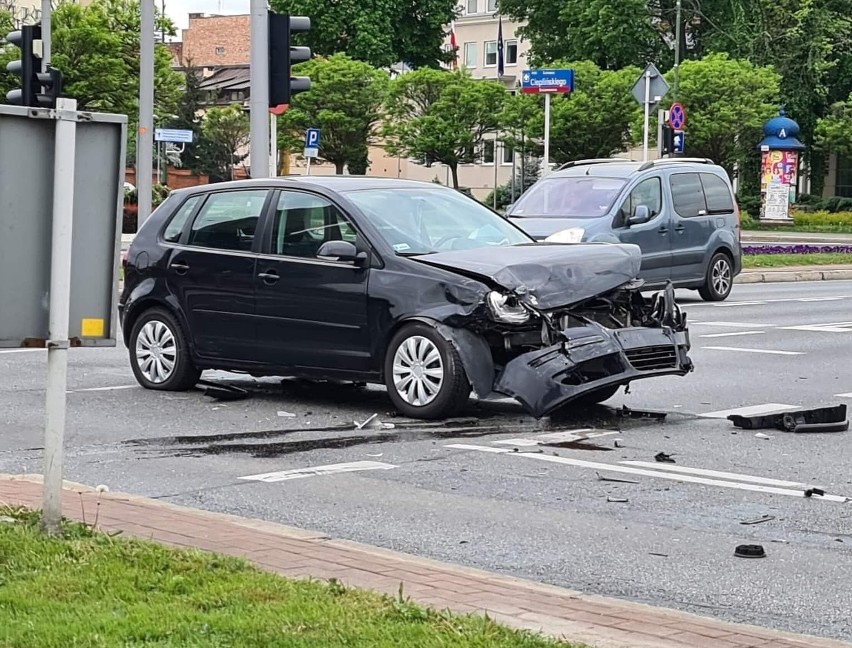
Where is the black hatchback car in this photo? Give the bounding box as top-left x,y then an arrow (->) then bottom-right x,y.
120,177 -> 693,419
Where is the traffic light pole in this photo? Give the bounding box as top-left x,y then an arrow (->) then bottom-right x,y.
250,0 -> 270,178
42,97 -> 78,535
137,0 -> 155,227
40,0 -> 50,69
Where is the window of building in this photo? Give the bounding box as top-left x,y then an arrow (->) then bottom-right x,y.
188,190 -> 268,251
215,46 -> 225,55
272,192 -> 357,258
669,173 -> 706,218
487,0 -> 497,11
466,0 -> 477,14
484,41 -> 497,66
505,40 -> 518,65
162,196 -> 201,243
502,143 -> 513,165
482,141 -> 495,165
463,42 -> 477,68
699,173 -> 734,213
836,156 -> 852,197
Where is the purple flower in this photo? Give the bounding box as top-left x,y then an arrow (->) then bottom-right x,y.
742,244 -> 852,255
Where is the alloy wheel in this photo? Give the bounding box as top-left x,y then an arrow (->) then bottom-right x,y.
392,335 -> 444,407
135,320 -> 177,384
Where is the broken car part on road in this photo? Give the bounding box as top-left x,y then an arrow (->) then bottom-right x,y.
728,404 -> 848,434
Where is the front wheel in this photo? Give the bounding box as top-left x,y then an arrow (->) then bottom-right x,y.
129,308 -> 200,391
698,252 -> 733,302
384,323 -> 471,420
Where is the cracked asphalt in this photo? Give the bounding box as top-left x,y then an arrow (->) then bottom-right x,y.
2,281 -> 852,641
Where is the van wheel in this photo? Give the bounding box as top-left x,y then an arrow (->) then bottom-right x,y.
384,323 -> 471,420
699,253 -> 733,302
129,308 -> 200,391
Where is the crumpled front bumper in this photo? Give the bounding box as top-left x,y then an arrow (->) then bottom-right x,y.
494,323 -> 692,418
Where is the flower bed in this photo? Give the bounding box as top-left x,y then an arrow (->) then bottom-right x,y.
742,244 -> 852,255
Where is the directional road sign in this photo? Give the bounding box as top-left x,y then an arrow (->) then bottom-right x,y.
631,63 -> 669,109
669,102 -> 686,130
304,128 -> 320,158
673,130 -> 685,154
521,69 -> 574,94
154,128 -> 193,143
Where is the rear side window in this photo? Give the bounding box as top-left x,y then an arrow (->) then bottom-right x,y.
188,190 -> 269,251
162,196 -> 200,242
669,173 -> 706,218
700,173 -> 734,214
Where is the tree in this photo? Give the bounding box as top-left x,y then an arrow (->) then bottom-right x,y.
160,63 -> 213,177
644,54 -> 780,178
277,54 -> 388,174
197,104 -> 250,181
383,69 -> 506,189
268,0 -> 456,68
499,61 -> 641,166
815,94 -> 852,158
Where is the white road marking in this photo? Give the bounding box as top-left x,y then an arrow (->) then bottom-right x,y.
693,321 -> 771,328
835,393 -> 852,398
702,346 -> 804,356
699,331 -> 766,338
620,461 -> 811,488
445,444 -> 851,503
493,429 -> 614,447
689,295 -> 852,308
705,300 -> 767,307
0,348 -> 43,354
781,321 -> 852,333
700,403 -> 798,419
239,461 -> 396,483
799,297 -> 844,302
68,385 -> 138,393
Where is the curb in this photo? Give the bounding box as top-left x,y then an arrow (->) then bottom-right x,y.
736,269 -> 852,284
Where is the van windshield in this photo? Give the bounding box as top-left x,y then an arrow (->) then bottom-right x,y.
509,176 -> 626,218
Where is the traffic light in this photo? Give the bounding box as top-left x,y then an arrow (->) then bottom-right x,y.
661,124 -> 676,156
5,23 -> 63,108
268,12 -> 312,111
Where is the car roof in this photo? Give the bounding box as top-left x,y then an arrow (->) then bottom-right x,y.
549,158 -> 724,180
170,176 -> 448,197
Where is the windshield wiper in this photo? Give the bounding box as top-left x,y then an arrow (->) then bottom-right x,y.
397,250 -> 436,256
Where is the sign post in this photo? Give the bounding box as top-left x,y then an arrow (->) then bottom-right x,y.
631,64 -> 669,162
304,127 -> 320,176
521,68 -> 573,176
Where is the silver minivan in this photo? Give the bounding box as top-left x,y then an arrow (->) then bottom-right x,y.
507,158 -> 742,301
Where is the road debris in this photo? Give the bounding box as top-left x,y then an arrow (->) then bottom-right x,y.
804,488 -> 826,498
618,405 -> 667,420
740,515 -> 775,526
654,452 -> 676,463
200,380 -> 250,401
607,496 -> 629,503
649,552 -> 669,557
596,471 -> 639,484
754,432 -> 773,440
354,413 -> 395,430
728,404 -> 848,433
277,411 -> 296,418
735,544 -> 766,559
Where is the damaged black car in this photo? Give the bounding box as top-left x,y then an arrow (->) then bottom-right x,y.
120,177 -> 692,420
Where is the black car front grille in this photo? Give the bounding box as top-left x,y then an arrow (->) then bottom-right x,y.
625,346 -> 678,371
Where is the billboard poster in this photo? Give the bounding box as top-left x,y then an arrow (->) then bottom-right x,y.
760,150 -> 798,219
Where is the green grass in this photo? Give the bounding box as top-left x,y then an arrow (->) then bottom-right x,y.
0,507 -> 573,648
742,222 -> 852,234
743,253 -> 852,268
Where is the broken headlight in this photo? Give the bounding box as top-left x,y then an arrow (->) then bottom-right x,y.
544,227 -> 584,244
487,291 -> 530,324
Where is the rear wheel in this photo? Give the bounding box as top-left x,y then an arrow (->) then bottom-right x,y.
129,308 -> 200,391
699,252 -> 733,302
384,323 -> 471,420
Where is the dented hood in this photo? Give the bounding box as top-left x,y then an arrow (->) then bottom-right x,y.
413,242 -> 642,310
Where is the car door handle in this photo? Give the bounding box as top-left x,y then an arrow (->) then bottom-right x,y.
169,261 -> 190,274
658,227 -> 669,235
674,225 -> 686,233
258,271 -> 280,284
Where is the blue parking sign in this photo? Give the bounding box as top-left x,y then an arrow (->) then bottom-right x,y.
305,128 -> 320,149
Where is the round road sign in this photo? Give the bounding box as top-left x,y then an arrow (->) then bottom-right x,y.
669,103 -> 686,130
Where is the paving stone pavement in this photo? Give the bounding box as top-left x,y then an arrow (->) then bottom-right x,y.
2,474 -> 849,648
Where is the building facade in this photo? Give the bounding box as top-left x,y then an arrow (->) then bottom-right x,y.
172,13 -> 250,69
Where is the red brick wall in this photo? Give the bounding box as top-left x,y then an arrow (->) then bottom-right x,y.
181,14 -> 250,67
125,168 -> 209,189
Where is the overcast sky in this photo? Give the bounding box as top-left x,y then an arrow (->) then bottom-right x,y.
164,0 -> 248,32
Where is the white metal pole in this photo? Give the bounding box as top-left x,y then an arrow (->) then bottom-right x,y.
42,97 -> 78,535
269,112 -> 277,175
657,108 -> 665,158
305,155 -> 312,176
642,71 -> 651,162
543,92 -> 551,175
493,137 -> 499,209
249,0 -> 270,178
137,0 -> 155,226
40,0 -> 50,70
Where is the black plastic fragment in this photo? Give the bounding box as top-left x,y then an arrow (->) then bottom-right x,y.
728,404 -> 847,433
618,405 -> 667,420
735,544 -> 766,559
804,488 -> 826,498
654,452 -> 675,463
199,380 -> 251,401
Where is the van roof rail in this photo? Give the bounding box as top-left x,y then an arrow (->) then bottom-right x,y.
638,157 -> 714,171
555,158 -> 632,171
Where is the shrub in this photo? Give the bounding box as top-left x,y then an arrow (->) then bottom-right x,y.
736,193 -> 761,218
792,210 -> 852,229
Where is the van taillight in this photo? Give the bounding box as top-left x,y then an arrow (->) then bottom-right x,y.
735,204 -> 741,242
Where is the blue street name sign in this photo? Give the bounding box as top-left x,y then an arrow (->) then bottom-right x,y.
521,69 -> 574,94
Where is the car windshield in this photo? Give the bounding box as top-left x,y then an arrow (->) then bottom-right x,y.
341,187 -> 533,254
509,176 -> 627,218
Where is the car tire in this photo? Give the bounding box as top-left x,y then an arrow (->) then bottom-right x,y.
698,252 -> 734,302
129,308 -> 200,391
384,323 -> 471,420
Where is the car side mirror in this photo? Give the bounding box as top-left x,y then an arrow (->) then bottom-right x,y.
504,203 -> 515,215
628,204 -> 651,226
317,240 -> 366,264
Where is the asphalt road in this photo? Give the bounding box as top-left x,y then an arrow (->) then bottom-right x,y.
3,280 -> 852,641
